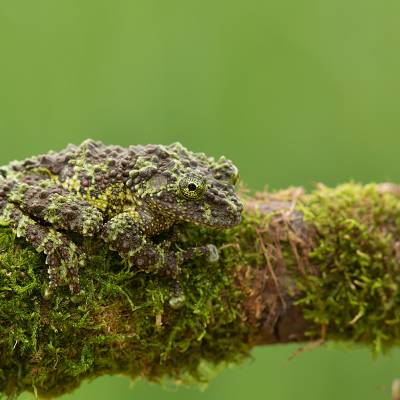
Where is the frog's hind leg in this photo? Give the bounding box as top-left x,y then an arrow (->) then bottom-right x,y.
0,201 -> 83,295
5,183 -> 103,236
133,243 -> 219,276
101,212 -> 219,276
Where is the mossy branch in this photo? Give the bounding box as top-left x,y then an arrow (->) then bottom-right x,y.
1,182 -> 400,398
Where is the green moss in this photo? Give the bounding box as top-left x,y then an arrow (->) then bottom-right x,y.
4,183 -> 400,398
0,222 -> 252,399
296,183 -> 400,352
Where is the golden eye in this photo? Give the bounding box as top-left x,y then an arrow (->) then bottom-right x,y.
178,174 -> 206,200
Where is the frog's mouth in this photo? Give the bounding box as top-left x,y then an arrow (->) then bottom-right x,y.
148,194 -> 243,229
180,211 -> 242,229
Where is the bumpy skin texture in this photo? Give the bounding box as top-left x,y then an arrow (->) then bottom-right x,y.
0,140 -> 242,296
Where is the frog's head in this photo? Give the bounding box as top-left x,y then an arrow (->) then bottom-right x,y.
126,143 -> 243,228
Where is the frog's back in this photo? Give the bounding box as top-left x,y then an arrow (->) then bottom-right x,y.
0,140 -> 205,191
1,140 -> 133,181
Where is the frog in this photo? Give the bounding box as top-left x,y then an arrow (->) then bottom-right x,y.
0,139 -> 243,297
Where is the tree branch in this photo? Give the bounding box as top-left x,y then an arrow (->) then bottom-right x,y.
1,183 -> 400,398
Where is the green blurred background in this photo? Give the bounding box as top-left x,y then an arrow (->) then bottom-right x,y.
1,0 -> 400,398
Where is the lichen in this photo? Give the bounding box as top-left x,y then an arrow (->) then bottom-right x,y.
295,183 -> 400,352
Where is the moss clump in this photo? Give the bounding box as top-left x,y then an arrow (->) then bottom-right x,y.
0,222 -> 252,399
296,184 -> 400,352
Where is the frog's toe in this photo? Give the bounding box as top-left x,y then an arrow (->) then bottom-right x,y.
70,289 -> 85,303
206,244 -> 219,262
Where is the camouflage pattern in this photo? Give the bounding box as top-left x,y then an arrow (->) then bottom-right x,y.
0,140 -> 242,296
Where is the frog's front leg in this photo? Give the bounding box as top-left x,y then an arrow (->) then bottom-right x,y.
0,201 -> 83,295
100,212 -> 159,272
101,212 -> 218,275
6,183 -> 103,236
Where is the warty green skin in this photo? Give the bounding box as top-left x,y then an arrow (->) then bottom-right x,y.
0,140 -> 242,296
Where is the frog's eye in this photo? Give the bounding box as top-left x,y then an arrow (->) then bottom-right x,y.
178,174 -> 206,200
